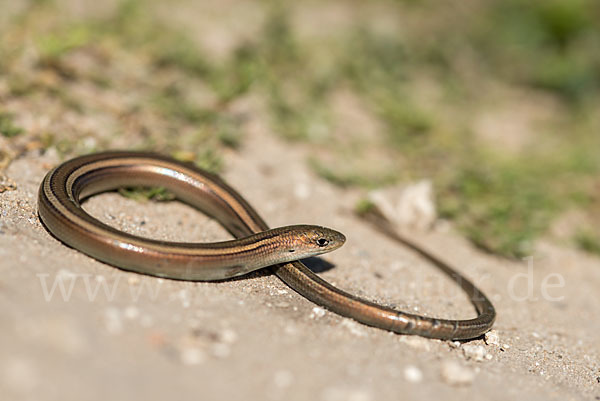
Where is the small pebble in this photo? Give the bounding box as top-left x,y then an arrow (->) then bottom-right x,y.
56,269 -> 76,280
124,306 -> 139,320
404,365 -> 423,383
462,344 -> 487,362
294,182 -> 310,199
284,324 -> 298,335
220,329 -> 238,344
368,180 -> 437,230
180,347 -> 206,365
310,307 -> 326,319
103,307 -> 123,334
440,360 -> 475,386
485,330 -> 500,346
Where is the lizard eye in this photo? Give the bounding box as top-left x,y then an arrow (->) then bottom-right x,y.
316,238 -> 329,247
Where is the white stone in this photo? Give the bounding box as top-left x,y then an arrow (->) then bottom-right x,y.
368,180 -> 436,230
124,306 -> 139,320
485,330 -> 500,346
310,307 -> 326,319
103,307 -> 123,335
462,344 -> 487,362
403,365 -> 423,383
220,329 -> 238,344
180,347 -> 206,365
440,360 -> 475,386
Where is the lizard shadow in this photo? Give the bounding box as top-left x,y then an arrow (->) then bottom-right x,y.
216,256 -> 336,282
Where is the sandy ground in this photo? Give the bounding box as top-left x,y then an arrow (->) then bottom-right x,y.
1,126 -> 600,401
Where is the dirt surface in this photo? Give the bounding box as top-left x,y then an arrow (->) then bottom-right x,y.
1,126 -> 600,401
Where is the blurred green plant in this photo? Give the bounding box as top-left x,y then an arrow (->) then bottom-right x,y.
118,186 -> 176,202
2,0 -> 600,258
574,231 -> 600,256
36,25 -> 92,62
438,159 -> 556,257
354,199 -> 377,216
309,158 -> 395,188
476,0 -> 600,101
0,112 -> 23,137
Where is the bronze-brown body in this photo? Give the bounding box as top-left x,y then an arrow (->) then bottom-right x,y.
38,151 -> 495,339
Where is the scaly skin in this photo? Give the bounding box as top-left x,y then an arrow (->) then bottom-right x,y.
38,151 -> 495,339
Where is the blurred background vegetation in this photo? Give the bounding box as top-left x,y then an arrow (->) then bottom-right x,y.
0,0 -> 599,258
